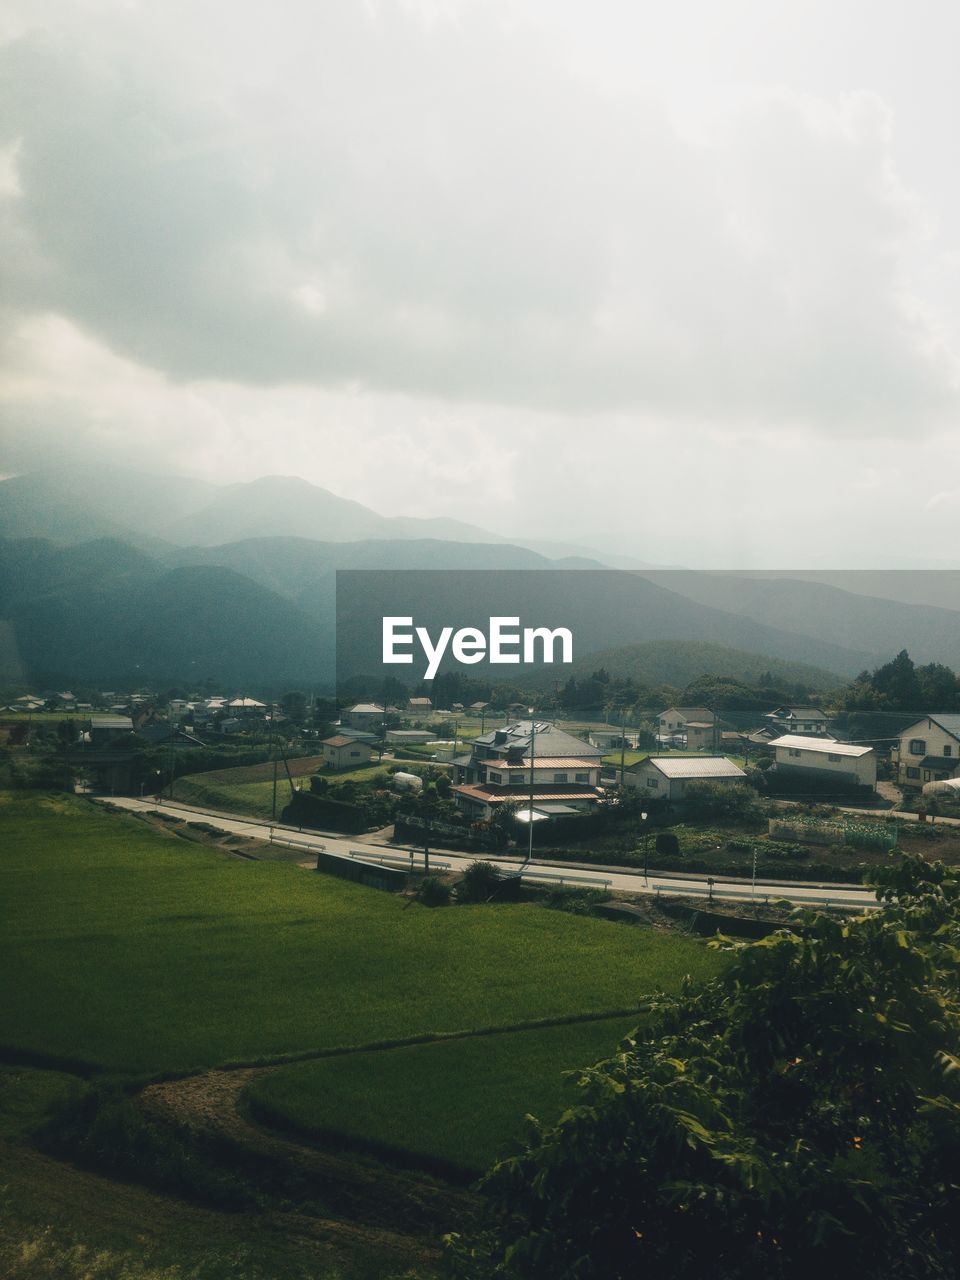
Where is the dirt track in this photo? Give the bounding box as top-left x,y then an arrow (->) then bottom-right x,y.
139,1067 -> 481,1243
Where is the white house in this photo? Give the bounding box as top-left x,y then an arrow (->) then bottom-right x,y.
770,735 -> 876,788
320,735 -> 376,770
763,706 -> 830,737
656,707 -> 719,750
891,715 -> 960,790
342,703 -> 386,731
624,756 -> 746,801
451,719 -> 603,821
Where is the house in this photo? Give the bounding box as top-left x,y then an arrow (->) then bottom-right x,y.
386,729 -> 436,745
656,707 -> 716,748
320,735 -> 376,771
892,715 -> 960,789
624,756 -> 747,801
770,735 -> 876,789
451,719 -> 604,821
406,696 -> 433,717
227,697 -> 268,719
587,729 -> 636,751
88,714 -> 134,747
342,703 -> 386,731
763,706 -> 830,737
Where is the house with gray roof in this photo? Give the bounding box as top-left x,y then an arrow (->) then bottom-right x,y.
770,735 -> 876,789
657,706 -> 717,749
893,715 -> 960,789
624,755 -> 746,802
451,720 -> 604,821
763,705 -> 830,737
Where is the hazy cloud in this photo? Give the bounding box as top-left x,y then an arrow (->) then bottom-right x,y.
3,1 -> 960,567
1,0 -> 957,431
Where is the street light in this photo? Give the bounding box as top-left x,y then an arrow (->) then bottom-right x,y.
527,711 -> 542,870
641,811 -> 650,885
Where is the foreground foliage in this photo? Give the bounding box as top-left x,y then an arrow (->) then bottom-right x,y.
446,857 -> 960,1279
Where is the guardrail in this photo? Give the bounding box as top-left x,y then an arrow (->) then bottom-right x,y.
652,880 -> 876,908
348,850 -> 453,872
517,868 -> 613,889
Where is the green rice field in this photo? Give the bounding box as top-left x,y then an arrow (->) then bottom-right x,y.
0,792 -> 719,1079
246,1014 -> 643,1177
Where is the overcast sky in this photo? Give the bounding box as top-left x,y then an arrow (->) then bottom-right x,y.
2,0 -> 959,566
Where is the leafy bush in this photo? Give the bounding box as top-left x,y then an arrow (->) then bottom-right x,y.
458,860 -> 512,904
655,831 -> 680,857
682,781 -> 765,824
417,876 -> 451,907
447,857 -> 960,1279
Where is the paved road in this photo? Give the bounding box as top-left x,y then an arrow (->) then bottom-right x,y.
97,795 -> 879,912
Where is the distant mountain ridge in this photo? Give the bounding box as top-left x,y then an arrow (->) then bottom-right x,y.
4,465 -> 960,689
556,639 -> 845,692
0,465 -> 628,566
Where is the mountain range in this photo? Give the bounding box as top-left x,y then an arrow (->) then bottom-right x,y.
2,464 -> 960,691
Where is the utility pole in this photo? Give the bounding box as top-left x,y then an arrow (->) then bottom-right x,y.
525,712 -> 537,868
619,704 -> 627,789
752,846 -> 758,913
271,709 -> 279,823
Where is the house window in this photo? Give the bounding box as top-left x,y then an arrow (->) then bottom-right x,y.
788,748 -> 802,758
512,774 -> 526,786
646,778 -> 658,788
554,773 -> 568,784
906,767 -> 920,779
488,771 -> 502,784
945,746 -> 953,756
909,739 -> 926,755
575,772 -> 589,783
350,750 -> 360,757
827,754 -> 841,762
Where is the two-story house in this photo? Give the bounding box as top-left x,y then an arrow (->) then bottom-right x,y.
451,720 -> 604,822
892,715 -> 960,789
762,706 -> 831,737
770,735 -> 876,788
656,707 -> 716,749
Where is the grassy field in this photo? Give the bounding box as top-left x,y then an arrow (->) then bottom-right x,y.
0,792 -> 718,1077
172,761 -> 388,818
0,1066 -> 87,1140
247,1014 -> 643,1177
0,1137 -> 400,1280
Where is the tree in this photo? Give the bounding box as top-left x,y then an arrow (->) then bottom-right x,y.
446,857 -> 960,1279
871,649 -> 921,709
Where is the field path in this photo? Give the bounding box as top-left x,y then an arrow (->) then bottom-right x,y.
139,1067 -> 480,1239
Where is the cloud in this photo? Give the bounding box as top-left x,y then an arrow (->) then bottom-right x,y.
1,0 -> 957,434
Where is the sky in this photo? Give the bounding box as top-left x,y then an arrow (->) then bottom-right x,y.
1,0 -> 960,567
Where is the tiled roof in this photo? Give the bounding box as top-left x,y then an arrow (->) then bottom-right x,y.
487,757 -> 599,770
323,735 -> 372,748
453,784 -> 599,805
659,706 -> 715,722
929,715 -> 960,740
919,756 -> 960,772
473,721 -> 602,759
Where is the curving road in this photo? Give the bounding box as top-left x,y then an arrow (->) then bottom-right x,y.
96,795 -> 879,912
